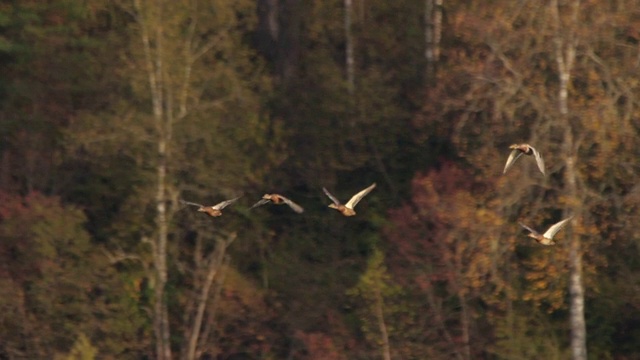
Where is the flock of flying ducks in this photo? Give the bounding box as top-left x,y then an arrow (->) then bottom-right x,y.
180,183 -> 377,218
180,143 -> 572,246
503,143 -> 573,246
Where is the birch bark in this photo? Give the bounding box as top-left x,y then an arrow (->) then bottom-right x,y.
550,1 -> 587,359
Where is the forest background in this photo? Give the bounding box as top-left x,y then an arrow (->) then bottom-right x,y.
1,0 -> 639,359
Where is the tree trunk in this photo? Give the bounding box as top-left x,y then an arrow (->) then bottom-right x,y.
373,286 -> 391,360
196,255 -> 231,359
458,290 -> 471,360
256,0 -> 279,61
425,287 -> 464,360
277,0 -> 301,83
134,0 -> 172,357
565,151 -> 586,360
155,150 -> 172,360
550,0 -> 587,359
345,0 -> 355,94
424,0 -> 443,82
185,233 -> 236,360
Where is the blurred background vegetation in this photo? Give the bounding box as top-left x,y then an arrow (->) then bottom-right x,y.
0,0 -> 639,359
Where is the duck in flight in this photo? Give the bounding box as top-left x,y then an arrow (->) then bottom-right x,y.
503,143 -> 546,176
250,194 -> 304,213
518,217 -> 573,245
180,197 -> 241,217
322,183 -> 377,217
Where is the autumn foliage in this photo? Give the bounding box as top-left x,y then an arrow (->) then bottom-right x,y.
1,0 -> 640,359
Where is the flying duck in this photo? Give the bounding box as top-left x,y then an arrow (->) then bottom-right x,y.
503,143 -> 546,176
322,183 -> 377,217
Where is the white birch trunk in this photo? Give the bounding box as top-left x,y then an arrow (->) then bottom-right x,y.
550,1 -> 587,359
130,1 -> 248,358
133,0 -> 172,357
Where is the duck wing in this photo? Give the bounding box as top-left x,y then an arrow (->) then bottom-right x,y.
212,196 -> 242,210
180,200 -> 204,208
518,222 -> 540,236
322,187 -> 342,205
543,217 -> 572,239
503,149 -> 525,174
279,195 -> 305,213
529,145 -> 546,176
250,198 -> 271,210
345,183 -> 377,209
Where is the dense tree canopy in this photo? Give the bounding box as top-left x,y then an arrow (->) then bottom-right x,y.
1,0 -> 640,359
